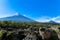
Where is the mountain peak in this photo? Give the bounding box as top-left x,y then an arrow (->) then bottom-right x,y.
49,20 -> 56,23
0,14 -> 36,22
14,12 -> 20,16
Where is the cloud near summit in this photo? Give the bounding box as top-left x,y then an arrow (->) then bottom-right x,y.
36,16 -> 60,23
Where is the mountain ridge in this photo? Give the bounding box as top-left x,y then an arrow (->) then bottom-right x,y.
0,14 -> 36,22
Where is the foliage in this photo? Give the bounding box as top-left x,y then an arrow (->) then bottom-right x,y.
0,21 -> 60,29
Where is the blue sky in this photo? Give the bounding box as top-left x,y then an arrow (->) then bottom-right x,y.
0,0 -> 60,22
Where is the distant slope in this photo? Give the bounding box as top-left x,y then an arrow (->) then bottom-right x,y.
40,20 -> 58,24
49,20 -> 57,23
0,15 -> 36,22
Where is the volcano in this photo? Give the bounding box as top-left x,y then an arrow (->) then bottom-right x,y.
0,14 -> 36,22
49,20 -> 57,23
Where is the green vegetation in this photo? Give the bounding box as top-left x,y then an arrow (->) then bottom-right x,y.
0,21 -> 60,39
0,21 -> 60,29
0,30 -> 7,37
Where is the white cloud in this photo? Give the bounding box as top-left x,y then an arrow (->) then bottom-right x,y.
14,12 -> 19,16
36,16 -> 60,23
51,16 -> 60,23
54,20 -> 60,23
23,14 -> 26,16
36,19 -> 50,22
36,16 -> 51,22
51,16 -> 60,21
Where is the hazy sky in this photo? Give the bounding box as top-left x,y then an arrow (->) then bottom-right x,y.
0,0 -> 60,22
